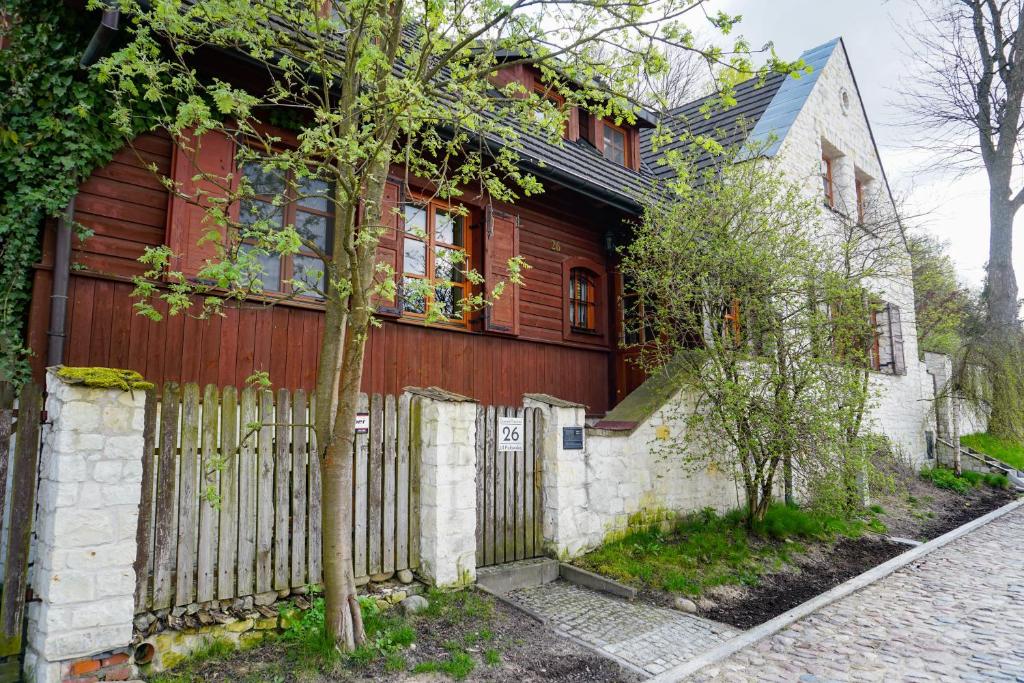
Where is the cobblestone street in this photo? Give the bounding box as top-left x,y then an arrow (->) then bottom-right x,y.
690,505 -> 1024,682
507,581 -> 738,676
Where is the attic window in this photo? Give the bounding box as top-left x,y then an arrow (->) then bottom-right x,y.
602,123 -> 628,166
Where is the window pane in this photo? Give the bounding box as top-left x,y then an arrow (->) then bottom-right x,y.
239,243 -> 281,291
297,177 -> 331,212
434,247 -> 465,282
404,204 -> 427,237
435,210 -> 464,245
603,127 -> 626,165
242,161 -> 285,196
403,238 -> 426,276
435,285 -> 464,319
296,211 -> 329,249
402,276 -> 426,314
292,254 -> 325,297
240,199 -> 283,230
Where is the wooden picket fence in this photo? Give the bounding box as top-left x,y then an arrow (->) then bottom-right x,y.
475,405 -> 543,567
0,382 -> 42,678
134,385 -> 418,612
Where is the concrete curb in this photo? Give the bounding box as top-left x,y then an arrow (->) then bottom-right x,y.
560,563 -> 638,600
649,495 -> 1024,683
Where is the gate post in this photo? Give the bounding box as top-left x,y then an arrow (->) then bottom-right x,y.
25,368 -> 149,683
409,388 -> 478,587
523,394 -> 588,559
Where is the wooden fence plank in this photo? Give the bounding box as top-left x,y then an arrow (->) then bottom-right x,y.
368,394 -> 383,576
475,406 -> 485,567
237,388 -> 258,596
256,389 -> 275,594
408,394 -> 420,569
353,392 -> 369,578
307,393 -> 323,587
153,382 -> 180,610
396,393 -> 411,571
505,407 -> 517,562
175,383 -> 200,606
133,389 -> 158,612
273,389 -> 291,591
517,408 -> 530,561
484,405 -> 496,566
0,382 -> 41,656
217,386 -> 239,600
514,418 -> 525,562
197,385 -> 219,603
524,408 -> 535,558
494,406 -> 505,565
382,394 -> 396,575
290,389 -> 308,587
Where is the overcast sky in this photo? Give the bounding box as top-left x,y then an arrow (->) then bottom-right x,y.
709,0 -> 1001,289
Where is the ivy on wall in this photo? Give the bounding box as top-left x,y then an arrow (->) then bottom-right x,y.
0,0 -> 146,385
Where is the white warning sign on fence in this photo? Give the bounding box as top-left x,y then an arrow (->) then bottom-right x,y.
497,416 -> 525,452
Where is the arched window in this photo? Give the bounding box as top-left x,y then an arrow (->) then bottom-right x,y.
568,268 -> 597,332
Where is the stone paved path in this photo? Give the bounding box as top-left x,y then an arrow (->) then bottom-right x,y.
507,580 -> 738,676
690,504 -> 1024,682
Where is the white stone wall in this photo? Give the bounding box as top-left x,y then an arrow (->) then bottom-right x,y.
774,44 -> 935,465
924,352 -> 989,441
413,390 -> 478,587
25,372 -> 146,683
530,394 -> 740,558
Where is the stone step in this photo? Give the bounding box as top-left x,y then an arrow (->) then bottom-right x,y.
475,557 -> 560,595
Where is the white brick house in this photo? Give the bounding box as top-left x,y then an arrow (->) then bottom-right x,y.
552,38 -> 940,557
753,38 -> 934,462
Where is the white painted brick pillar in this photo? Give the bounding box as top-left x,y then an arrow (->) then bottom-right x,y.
25,370 -> 147,683
411,387 -> 478,587
523,394 -> 588,560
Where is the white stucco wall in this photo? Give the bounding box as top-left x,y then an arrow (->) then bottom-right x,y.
773,44 -> 936,465
528,395 -> 740,558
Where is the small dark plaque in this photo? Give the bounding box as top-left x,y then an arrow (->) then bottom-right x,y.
562,426 -> 584,450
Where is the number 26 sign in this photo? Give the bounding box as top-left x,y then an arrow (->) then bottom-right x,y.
497,416 -> 525,452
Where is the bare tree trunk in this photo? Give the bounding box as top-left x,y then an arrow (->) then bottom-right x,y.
951,391 -> 962,476
321,313 -> 371,650
986,192 -> 1019,329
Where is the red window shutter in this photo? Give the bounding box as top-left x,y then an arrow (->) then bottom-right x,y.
371,177 -> 404,316
484,206 -> 520,335
167,128 -> 237,280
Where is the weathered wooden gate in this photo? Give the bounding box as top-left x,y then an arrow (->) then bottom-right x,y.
135,385 -> 419,613
475,405 -> 543,567
0,382 -> 43,681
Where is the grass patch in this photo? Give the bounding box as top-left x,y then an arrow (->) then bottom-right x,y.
920,466 -> 1010,494
412,651 -> 476,680
575,504 -> 869,597
148,639 -> 238,683
961,432 -> 1024,470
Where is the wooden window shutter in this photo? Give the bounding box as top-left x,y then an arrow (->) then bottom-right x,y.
371,177 -> 404,316
484,206 -> 520,335
167,128 -> 237,280
888,303 -> 906,375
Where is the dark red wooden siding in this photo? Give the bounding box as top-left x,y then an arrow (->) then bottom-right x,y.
28,133 -> 620,414
59,276 -> 611,411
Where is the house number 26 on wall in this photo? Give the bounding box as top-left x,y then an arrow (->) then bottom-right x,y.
497,416 -> 525,452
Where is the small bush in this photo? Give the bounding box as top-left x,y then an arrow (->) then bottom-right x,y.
983,472 -> 1011,489
920,467 -> 973,494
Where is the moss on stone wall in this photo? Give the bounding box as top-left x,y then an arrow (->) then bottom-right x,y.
54,366 -> 155,391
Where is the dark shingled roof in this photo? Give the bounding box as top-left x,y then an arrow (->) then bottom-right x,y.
639,72 -> 788,181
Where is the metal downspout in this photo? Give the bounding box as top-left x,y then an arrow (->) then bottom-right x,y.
46,199 -> 74,367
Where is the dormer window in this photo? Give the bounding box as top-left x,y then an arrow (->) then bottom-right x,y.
602,123 -> 628,166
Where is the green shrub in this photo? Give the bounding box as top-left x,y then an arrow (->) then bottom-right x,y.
920,467 -> 972,494
279,594 -> 416,669
983,472 -> 1011,489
